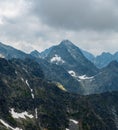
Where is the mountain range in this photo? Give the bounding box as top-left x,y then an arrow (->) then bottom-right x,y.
81,49 -> 118,68
0,40 -> 118,94
31,40 -> 118,69
30,40 -> 118,95
0,40 -> 118,129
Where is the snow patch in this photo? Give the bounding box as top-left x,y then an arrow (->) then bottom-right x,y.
0,54 -> 5,58
26,80 -> 35,99
66,128 -> 69,130
21,77 -> 24,82
30,89 -> 33,92
68,70 -> 76,77
31,93 -> 34,99
0,119 -> 22,130
26,80 -> 30,87
35,108 -> 38,119
50,54 -> 65,64
79,75 -> 94,80
15,71 -> 18,75
23,68 -> 28,73
10,108 -> 34,119
68,70 -> 94,83
25,80 -> 38,119
69,119 -> 78,124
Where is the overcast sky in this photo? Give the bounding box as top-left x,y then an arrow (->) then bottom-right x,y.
0,0 -> 118,55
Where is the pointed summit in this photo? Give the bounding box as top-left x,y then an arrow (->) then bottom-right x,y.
60,39 -> 75,46
59,39 -> 82,55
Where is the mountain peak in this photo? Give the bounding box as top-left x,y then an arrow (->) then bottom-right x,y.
60,40 -> 74,46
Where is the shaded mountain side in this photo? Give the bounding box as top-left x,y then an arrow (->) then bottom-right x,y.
35,58 -> 84,93
40,46 -> 54,58
78,61 -> 118,95
68,91 -> 118,130
80,49 -> 95,62
0,42 -> 29,59
0,58 -> 117,130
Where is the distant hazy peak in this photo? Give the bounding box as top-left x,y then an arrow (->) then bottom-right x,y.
100,52 -> 112,56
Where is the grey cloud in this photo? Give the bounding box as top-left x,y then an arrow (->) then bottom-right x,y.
0,0 -> 118,55
31,0 -> 118,31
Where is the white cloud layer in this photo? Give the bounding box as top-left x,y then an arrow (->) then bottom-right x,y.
0,0 -> 118,55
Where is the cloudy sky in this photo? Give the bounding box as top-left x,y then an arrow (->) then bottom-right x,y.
0,0 -> 118,55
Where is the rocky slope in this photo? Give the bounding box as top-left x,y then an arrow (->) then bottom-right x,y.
0,58 -> 118,130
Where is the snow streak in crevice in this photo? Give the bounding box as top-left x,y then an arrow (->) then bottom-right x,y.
26,80 -> 38,119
